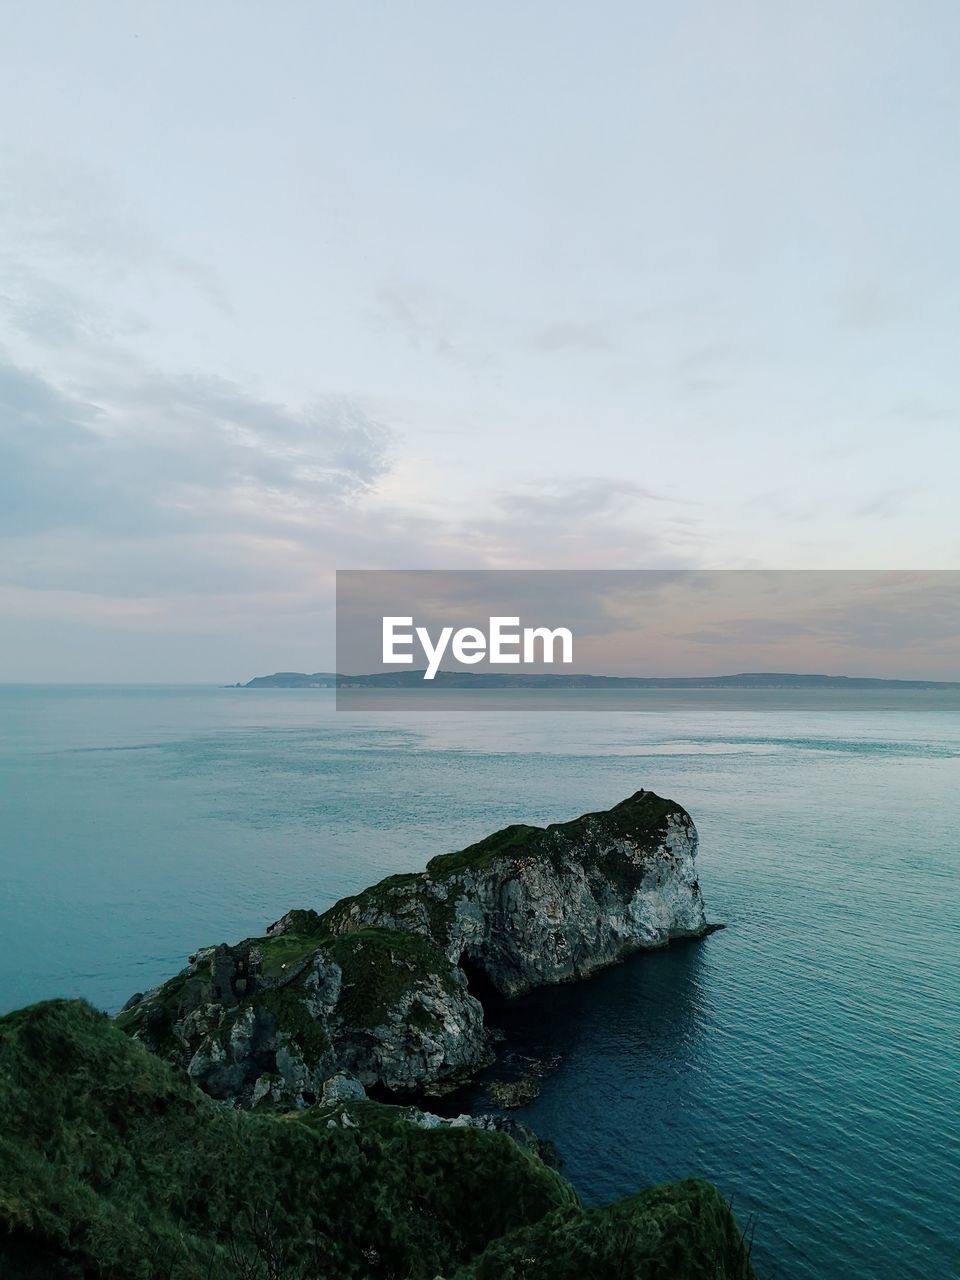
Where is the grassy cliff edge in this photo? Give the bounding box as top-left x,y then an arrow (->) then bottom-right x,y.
0,1000 -> 755,1279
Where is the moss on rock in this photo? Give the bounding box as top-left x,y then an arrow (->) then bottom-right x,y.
253,982 -> 332,1068
427,791 -> 681,883
116,923 -> 487,1103
318,927 -> 459,1029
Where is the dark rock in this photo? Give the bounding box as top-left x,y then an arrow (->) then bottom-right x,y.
487,1075 -> 543,1109
321,1071 -> 366,1105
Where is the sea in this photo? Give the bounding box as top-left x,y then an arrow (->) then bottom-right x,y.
0,683 -> 957,1280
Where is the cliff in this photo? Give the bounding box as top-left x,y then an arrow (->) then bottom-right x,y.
117,791 -> 710,1108
118,925 -> 491,1105
316,789 -> 708,996
0,1000 -> 756,1280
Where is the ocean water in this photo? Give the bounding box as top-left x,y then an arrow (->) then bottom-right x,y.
0,684 -> 958,1280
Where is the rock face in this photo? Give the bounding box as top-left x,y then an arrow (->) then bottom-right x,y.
316,790 -> 708,997
119,790 -> 711,1108
117,927 -> 491,1107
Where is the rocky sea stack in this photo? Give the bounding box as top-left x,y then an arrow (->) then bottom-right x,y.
318,787 -> 708,994
117,791 -> 712,1109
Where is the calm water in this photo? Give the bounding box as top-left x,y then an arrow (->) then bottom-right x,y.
0,684 -> 958,1279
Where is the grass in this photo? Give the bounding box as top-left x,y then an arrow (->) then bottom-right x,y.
255,931 -> 326,981
253,983 -> 332,1069
427,824 -> 543,877
113,789 -> 697,1111
318,928 -> 460,1029
426,791 -> 682,887
454,1179 -> 758,1280
0,1000 -> 570,1279
0,1000 -> 756,1280
116,926 -> 462,1079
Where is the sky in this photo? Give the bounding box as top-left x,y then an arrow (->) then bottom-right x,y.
1,1 -> 958,681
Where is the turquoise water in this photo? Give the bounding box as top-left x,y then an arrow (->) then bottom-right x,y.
0,685 -> 958,1279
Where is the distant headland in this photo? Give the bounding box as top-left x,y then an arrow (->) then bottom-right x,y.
236,670 -> 960,690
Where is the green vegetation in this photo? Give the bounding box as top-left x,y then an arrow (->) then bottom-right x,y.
319,871 -> 424,930
318,791 -> 682,944
0,1000 -> 569,1279
427,823 -> 542,877
426,791 -> 680,883
318,928 -> 459,1028
367,872 -> 422,895
253,982 -> 331,1068
77,791 -> 742,1273
454,1179 -> 757,1280
0,1000 -> 755,1280
256,929 -> 326,980
115,925 -> 459,1082
112,789 -> 698,1109
113,962 -> 199,1057
318,867 -> 466,951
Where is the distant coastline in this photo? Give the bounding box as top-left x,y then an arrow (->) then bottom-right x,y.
237,670 -> 960,690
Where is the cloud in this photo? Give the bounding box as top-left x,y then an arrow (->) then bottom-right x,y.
679,618 -> 820,646
449,480 -> 702,570
495,478 -> 672,521
301,476 -> 703,576
0,360 -> 390,530
0,355 -> 393,597
336,569 -> 960,680
664,572 -> 960,668
0,353 -> 703,618
748,483 -> 921,527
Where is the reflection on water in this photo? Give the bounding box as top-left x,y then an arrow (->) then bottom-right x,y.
478,937 -> 711,1099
